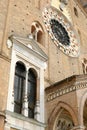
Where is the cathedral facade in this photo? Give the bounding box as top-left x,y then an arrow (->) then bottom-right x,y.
0,0 -> 87,130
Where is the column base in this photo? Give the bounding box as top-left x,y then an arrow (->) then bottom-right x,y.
34,100 -> 40,121
22,101 -> 28,117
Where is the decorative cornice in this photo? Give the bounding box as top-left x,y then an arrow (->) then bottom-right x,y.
47,82 -> 87,102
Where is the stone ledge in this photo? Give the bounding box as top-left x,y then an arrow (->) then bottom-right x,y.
5,110 -> 46,127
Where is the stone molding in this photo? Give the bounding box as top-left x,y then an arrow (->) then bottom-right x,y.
46,75 -> 87,102
5,110 -> 46,127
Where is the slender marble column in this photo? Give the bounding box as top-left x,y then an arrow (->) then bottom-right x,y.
22,69 -> 28,117
34,77 -> 40,121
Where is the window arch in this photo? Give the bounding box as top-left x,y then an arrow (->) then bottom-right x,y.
31,21 -> 44,45
28,68 -> 37,118
31,25 -> 36,40
14,61 -> 26,114
14,62 -> 37,119
37,30 -> 43,43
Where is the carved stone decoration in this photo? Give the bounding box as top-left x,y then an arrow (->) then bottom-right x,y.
59,0 -> 68,11
7,39 -> 12,49
42,6 -> 80,57
55,110 -> 74,130
51,0 -> 72,22
46,75 -> 87,102
55,118 -> 74,130
82,58 -> 87,74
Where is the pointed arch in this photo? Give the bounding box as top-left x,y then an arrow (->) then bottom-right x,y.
48,101 -> 78,130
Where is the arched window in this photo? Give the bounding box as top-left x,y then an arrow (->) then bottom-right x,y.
31,25 -> 36,40
31,21 -> 44,45
28,68 -> 37,118
14,62 -> 26,114
37,30 -> 43,43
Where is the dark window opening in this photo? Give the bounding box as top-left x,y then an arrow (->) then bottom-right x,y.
31,25 -> 36,40
28,69 -> 36,118
50,19 -> 70,46
74,7 -> 78,17
14,62 -> 26,114
37,30 -> 43,43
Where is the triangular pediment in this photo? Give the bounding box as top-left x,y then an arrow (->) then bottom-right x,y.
10,35 -> 48,62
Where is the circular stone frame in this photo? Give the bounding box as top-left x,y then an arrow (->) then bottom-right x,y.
42,6 -> 80,57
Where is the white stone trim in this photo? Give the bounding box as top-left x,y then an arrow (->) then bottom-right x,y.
5,110 -> 46,130
6,37 -> 47,124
